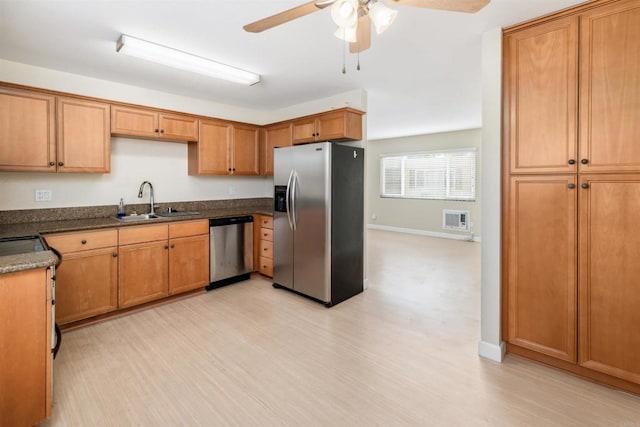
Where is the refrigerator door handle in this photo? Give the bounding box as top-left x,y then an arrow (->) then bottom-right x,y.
285,169 -> 294,231
291,170 -> 298,231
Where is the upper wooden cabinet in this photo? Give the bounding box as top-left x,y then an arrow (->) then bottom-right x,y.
57,97 -> 111,173
111,105 -> 198,142
578,0 -> 640,173
188,119 -> 259,175
261,122 -> 293,176
504,16 -> 578,174
0,87 -> 110,173
291,108 -> 363,144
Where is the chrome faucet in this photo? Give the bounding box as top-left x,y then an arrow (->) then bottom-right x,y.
137,181 -> 155,215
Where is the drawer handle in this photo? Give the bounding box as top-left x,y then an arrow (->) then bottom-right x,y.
81,240 -> 87,245
263,248 -> 268,251
263,233 -> 268,236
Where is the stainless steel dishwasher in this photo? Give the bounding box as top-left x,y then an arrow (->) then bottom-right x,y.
207,216 -> 254,290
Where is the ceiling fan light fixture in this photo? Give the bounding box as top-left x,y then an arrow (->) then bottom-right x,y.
368,1 -> 398,34
116,34 -> 260,86
331,0 -> 359,27
334,25 -> 357,42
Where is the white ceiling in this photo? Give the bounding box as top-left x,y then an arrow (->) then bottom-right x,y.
0,0 -> 586,140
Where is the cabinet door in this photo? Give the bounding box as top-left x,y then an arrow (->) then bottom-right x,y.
118,240 -> 169,308
318,111 -> 349,141
159,113 -> 198,142
188,119 -> 232,175
0,87 -> 56,172
169,234 -> 210,295
261,123 -> 292,175
578,175 -> 640,384
232,124 -> 260,175
505,16 -> 578,174
292,117 -> 317,144
0,269 -> 50,426
507,175 -> 577,362
110,105 -> 158,138
57,97 -> 110,173
54,247 -> 118,324
579,0 -> 640,173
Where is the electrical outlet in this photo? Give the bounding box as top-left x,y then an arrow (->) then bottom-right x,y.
35,189 -> 52,202
229,186 -> 236,196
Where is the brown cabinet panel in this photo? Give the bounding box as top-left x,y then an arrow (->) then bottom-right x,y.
0,87 -> 56,172
578,175 -> 640,384
57,97 -> 110,173
260,228 -> 273,242
168,220 -> 208,239
118,240 -> 169,308
292,109 -> 363,145
292,117 -> 317,144
579,0 -> 640,173
54,247 -> 118,324
259,256 -> 273,277
169,234 -> 209,295
118,223 -> 168,245
232,124 -> 260,175
45,229 -> 117,253
189,119 -> 232,175
260,216 -> 273,229
261,123 -> 292,175
111,105 -> 158,138
508,176 -> 577,362
159,113 -> 198,141
0,269 -> 51,426
505,16 -> 578,174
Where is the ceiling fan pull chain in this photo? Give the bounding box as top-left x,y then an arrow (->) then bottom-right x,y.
357,51 -> 361,71
342,34 -> 347,74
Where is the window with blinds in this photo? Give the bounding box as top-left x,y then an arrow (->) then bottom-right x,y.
380,148 -> 477,201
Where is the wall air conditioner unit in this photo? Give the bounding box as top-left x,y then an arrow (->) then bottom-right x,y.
442,210 -> 469,231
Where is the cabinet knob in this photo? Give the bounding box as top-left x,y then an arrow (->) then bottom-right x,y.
81,239 -> 87,245
160,129 -> 164,134
228,168 -> 232,172
49,161 -> 55,167
232,168 -> 236,171
581,159 -> 589,164
154,129 -> 159,133
170,244 -> 175,248
568,183 -> 575,189
568,159 -> 576,165
581,183 -> 589,189
112,253 -> 118,258
164,245 -> 169,249
58,161 -> 64,167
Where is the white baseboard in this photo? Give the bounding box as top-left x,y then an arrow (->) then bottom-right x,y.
478,340 -> 506,363
367,224 -> 481,242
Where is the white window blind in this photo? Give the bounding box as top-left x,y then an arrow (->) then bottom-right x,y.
380,148 -> 476,201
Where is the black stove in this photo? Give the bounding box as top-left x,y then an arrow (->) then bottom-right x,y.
0,235 -> 48,257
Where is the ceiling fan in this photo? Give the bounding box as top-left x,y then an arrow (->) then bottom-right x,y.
244,0 -> 490,54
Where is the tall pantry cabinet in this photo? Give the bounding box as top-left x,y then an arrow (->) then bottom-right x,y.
503,0 -> 640,391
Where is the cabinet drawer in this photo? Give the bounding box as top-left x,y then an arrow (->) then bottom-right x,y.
260,228 -> 273,241
260,216 -> 273,229
119,223 -> 168,245
169,220 -> 208,239
259,240 -> 273,259
259,256 -> 273,277
45,229 -> 117,253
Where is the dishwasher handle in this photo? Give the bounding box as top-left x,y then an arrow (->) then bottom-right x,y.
209,216 -> 254,227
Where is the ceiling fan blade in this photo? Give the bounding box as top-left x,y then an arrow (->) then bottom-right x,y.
350,14 -> 371,53
244,1 -> 332,33
390,0 -> 490,13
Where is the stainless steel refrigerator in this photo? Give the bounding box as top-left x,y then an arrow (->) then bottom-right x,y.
273,142 -> 364,307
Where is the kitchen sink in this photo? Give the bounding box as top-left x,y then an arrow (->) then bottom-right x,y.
114,214 -> 161,222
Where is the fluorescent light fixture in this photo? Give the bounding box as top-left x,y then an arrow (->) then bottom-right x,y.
116,34 -> 260,86
368,1 -> 398,34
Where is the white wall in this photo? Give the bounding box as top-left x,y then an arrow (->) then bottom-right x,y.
366,129 -> 482,240
478,28 -> 504,362
0,60 -> 367,210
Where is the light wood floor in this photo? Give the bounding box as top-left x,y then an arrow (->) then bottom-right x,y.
43,230 -> 639,426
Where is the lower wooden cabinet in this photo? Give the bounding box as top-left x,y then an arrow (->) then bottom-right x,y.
45,229 -> 118,325
507,176 -> 577,362
0,268 -> 52,426
254,215 -> 274,277
578,175 -> 640,384
168,224 -> 209,295
119,238 -> 169,309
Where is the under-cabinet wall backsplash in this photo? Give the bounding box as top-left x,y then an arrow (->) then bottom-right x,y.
0,138 -> 273,210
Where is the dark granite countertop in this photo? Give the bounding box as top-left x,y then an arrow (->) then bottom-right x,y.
0,207 -> 272,275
